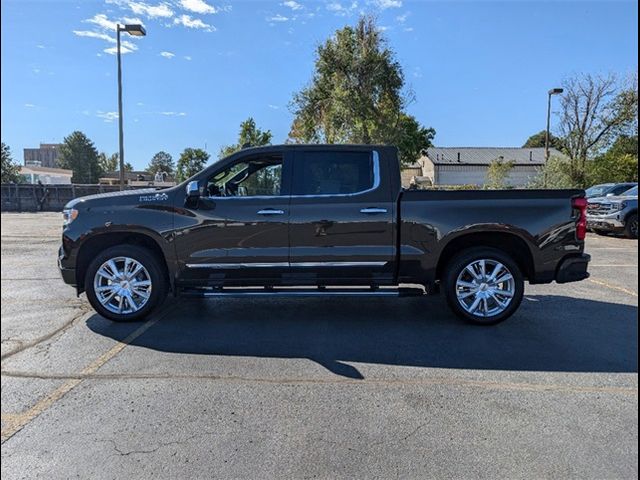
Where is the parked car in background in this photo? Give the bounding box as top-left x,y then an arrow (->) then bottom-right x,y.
585,182 -> 637,199
587,185 -> 638,239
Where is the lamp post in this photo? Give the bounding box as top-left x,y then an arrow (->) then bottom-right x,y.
116,23 -> 146,190
544,87 -> 563,187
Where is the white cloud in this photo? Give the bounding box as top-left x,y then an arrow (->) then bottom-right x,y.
282,0 -> 303,10
184,55 -> 192,60
36,44 -> 46,49
128,1 -> 174,18
32,68 -> 41,74
180,0 -> 217,14
24,103 -> 36,108
136,102 -> 144,106
103,41 -> 137,55
173,14 -> 214,30
73,30 -> 115,43
326,1 -> 358,16
372,0 -> 401,8
403,26 -> 413,32
160,51 -> 175,58
160,111 -> 187,116
85,13 -> 118,31
267,14 -> 289,22
96,111 -> 119,122
123,16 -> 145,25
396,12 -> 408,23
268,104 -> 280,109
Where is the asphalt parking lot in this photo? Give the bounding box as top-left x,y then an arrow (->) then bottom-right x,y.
1,212 -> 637,479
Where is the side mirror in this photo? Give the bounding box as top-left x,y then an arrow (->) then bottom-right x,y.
186,180 -> 200,198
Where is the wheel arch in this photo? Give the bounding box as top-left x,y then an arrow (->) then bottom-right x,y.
76,231 -> 174,293
624,208 -> 638,221
435,231 -> 535,281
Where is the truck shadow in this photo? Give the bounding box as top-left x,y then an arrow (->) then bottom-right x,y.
86,295 -> 638,379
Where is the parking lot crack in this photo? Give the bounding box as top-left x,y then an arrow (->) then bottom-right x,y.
0,307 -> 92,361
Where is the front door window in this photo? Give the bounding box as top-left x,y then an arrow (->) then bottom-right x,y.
206,155 -> 283,197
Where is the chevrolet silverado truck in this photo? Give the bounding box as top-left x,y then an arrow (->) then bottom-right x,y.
587,185 -> 638,239
58,145 -> 591,325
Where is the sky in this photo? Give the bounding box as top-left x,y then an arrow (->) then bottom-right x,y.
1,0 -> 638,170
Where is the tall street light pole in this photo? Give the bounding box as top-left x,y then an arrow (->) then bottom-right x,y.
544,87 -> 564,187
116,23 -> 146,190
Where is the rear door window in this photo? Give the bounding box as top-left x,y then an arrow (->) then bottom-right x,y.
292,151 -> 374,196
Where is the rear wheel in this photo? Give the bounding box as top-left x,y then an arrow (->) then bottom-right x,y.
624,214 -> 638,239
443,247 -> 524,325
85,245 -> 167,322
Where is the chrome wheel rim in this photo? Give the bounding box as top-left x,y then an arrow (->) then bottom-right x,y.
93,256 -> 152,315
455,259 -> 515,318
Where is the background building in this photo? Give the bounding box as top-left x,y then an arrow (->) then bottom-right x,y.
19,165 -> 72,184
402,147 -> 567,188
99,170 -> 176,187
23,143 -> 62,168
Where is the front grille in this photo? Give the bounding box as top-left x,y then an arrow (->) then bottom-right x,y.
587,202 -> 615,216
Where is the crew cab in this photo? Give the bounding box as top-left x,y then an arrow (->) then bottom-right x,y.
58,145 -> 590,325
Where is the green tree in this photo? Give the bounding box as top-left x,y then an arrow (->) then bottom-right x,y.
288,15 -> 435,166
1,142 -> 21,183
146,151 -> 175,176
98,152 -> 119,172
396,114 -> 436,167
219,118 -> 273,159
558,74 -> 638,186
57,131 -> 102,183
528,156 -> 575,189
485,159 -> 515,189
587,135 -> 639,184
176,148 -> 210,182
522,130 -> 564,150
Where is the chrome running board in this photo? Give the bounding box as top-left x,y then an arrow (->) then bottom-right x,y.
179,286 -> 425,298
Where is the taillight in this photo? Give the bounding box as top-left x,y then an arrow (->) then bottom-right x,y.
572,197 -> 588,241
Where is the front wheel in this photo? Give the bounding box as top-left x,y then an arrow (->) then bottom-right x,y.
624,214 -> 638,239
85,245 -> 167,322
443,247 -> 524,325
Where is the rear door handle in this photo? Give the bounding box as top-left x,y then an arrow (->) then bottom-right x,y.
360,208 -> 388,214
257,209 -> 285,215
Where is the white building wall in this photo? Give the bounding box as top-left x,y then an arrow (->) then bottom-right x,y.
435,165 -> 541,187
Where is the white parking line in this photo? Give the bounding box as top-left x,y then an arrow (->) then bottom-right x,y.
590,264 -> 638,267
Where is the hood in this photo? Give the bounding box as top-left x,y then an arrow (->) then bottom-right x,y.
65,188 -> 162,209
589,194 -> 637,204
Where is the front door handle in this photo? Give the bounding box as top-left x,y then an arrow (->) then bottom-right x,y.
257,209 -> 285,215
360,207 -> 388,214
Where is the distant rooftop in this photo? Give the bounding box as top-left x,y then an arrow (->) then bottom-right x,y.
425,147 -> 566,165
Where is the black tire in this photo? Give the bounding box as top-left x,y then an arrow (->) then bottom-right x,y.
624,213 -> 638,239
593,229 -> 609,236
85,245 -> 168,322
443,247 -> 524,325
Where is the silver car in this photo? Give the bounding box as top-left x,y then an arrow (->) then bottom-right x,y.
587,185 -> 638,239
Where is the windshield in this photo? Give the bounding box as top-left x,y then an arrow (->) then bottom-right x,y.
622,186 -> 638,197
585,184 -> 613,197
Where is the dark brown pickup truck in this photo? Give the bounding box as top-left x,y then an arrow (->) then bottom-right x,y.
58,144 -> 590,325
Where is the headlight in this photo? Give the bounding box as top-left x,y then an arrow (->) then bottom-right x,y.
62,208 -> 79,226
